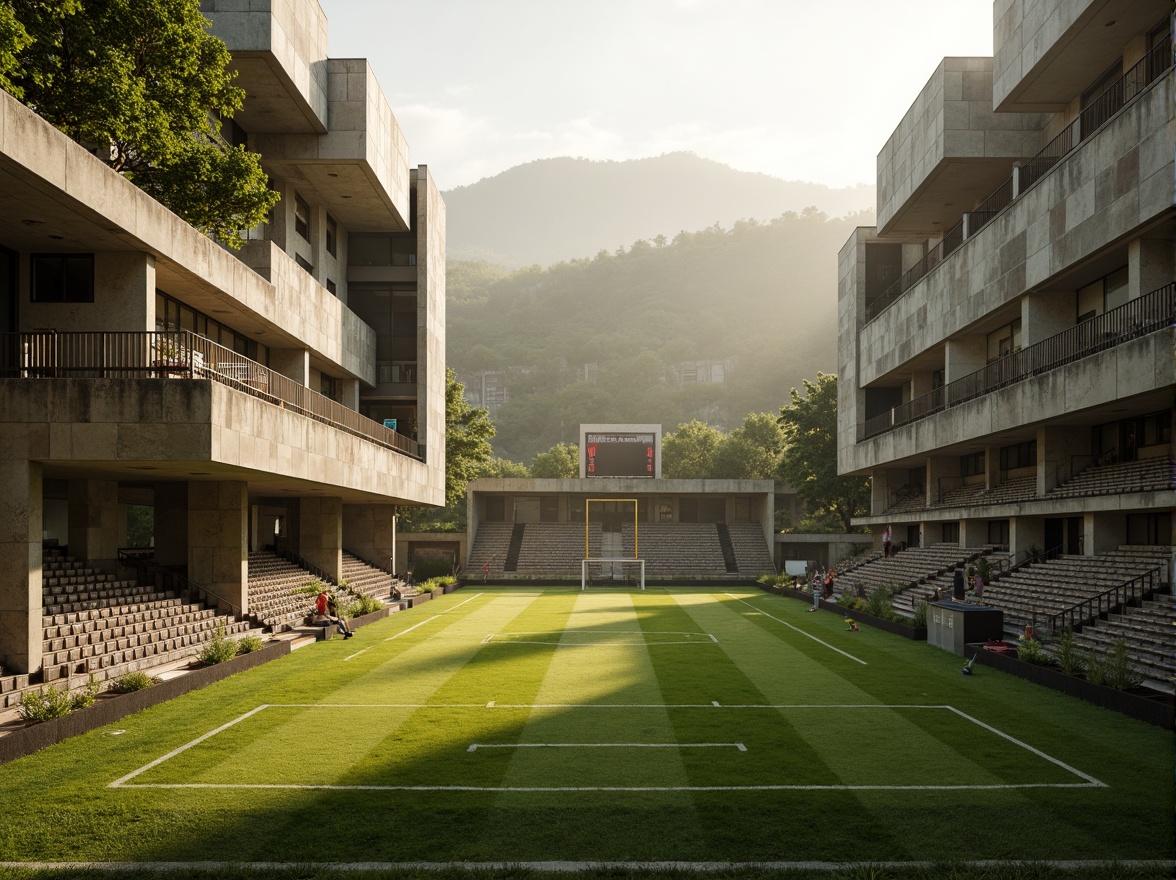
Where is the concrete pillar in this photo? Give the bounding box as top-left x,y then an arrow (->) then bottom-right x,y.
1010,516 -> 1044,562
1021,291 -> 1073,348
338,378 -> 360,411
1128,236 -> 1174,301
68,479 -> 119,570
1087,512 -> 1126,556
944,336 -> 985,385
0,459 -> 42,675
153,482 -> 188,568
189,481 -> 248,614
299,496 -> 342,581
342,504 -> 395,570
271,348 -> 310,386
1038,425 -> 1091,494
960,518 -> 987,548
927,456 -> 961,505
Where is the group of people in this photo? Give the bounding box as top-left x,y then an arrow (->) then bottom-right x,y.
806,566 -> 835,611
314,589 -> 354,639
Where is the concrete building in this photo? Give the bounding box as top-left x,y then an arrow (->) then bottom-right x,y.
0,0 -> 445,676
837,2 -> 1173,576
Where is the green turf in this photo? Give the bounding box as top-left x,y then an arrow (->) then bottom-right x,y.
0,587 -> 1170,869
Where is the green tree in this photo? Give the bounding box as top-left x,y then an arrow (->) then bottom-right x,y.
479,456 -> 530,479
776,373 -> 870,532
0,6 -> 31,97
443,368 -> 495,509
531,442 -> 579,478
661,420 -> 724,478
713,411 -> 785,479
5,0 -> 278,247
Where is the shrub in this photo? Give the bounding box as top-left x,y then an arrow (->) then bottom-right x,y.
197,625 -> 239,666
70,676 -> 100,710
1016,636 -> 1050,665
1106,637 -> 1143,691
864,586 -> 896,621
1055,629 -> 1086,677
235,634 -> 264,655
110,671 -> 155,694
913,600 -> 927,629
1086,651 -> 1110,687
345,594 -> 383,617
19,685 -> 75,723
412,557 -> 454,581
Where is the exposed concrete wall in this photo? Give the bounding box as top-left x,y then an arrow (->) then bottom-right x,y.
298,496 -> 342,580
342,504 -> 395,568
1010,515 -> 1046,559
67,479 -> 119,571
993,0 -> 1096,110
154,482 -> 188,568
22,253 -> 154,334
417,166 -> 447,493
1022,290 -> 1074,346
0,459 -> 41,674
189,480 -> 248,613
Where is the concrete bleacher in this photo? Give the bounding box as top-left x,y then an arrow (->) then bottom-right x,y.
620,522 -> 729,578
466,523 -> 515,576
247,550 -> 320,631
515,523 -> 602,576
1048,456 -> 1174,499
1067,592 -> 1175,688
726,523 -> 776,576
979,545 -> 1169,639
342,551 -> 399,601
26,549 -> 253,701
836,543 -> 987,602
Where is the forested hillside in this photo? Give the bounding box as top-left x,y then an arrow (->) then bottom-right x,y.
447,209 -> 870,462
443,152 -> 874,267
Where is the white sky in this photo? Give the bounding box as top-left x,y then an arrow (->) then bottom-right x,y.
318,0 -> 995,192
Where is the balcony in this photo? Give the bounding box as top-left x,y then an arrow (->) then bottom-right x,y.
0,330 -> 420,459
866,37 -> 1171,322
860,283 -> 1174,441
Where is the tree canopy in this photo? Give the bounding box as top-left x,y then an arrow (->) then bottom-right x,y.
530,442 -> 579,478
3,0 -> 278,247
776,373 -> 870,532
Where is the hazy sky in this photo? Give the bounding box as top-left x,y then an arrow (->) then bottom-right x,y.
319,0 -> 995,192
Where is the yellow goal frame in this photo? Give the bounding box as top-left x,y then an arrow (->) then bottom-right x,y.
584,498 -> 639,559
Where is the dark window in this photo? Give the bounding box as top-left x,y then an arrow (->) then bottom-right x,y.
1000,440 -> 1036,471
960,451 -> 985,478
31,254 -> 93,303
484,496 -> 505,522
326,215 -> 337,257
326,279 -> 337,295
295,254 -> 314,274
294,194 -> 310,241
987,519 -> 1010,546
941,522 -> 960,543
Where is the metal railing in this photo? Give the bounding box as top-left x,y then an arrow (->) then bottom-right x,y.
1044,566 -> 1162,634
270,544 -> 340,588
861,283 -> 1175,440
125,556 -> 248,621
0,329 -> 421,459
866,36 -> 1171,322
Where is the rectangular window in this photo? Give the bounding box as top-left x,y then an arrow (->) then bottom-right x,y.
294,194 -> 310,241
986,318 -> 1021,363
942,522 -> 960,544
326,215 -> 337,257
999,440 -> 1036,471
960,451 -> 985,478
325,279 -> 337,295
31,254 -> 94,303
294,254 -> 314,274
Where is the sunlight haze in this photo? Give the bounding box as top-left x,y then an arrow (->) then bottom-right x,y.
320,0 -> 995,190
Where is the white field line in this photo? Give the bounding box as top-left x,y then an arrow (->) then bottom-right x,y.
108,705 -> 270,788
484,629 -> 717,647
467,742 -> 747,752
726,593 -> 867,665
110,702 -> 1102,792
346,595 -> 484,659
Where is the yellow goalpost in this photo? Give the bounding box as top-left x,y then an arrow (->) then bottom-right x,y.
584,498 -> 639,558
582,498 -> 644,590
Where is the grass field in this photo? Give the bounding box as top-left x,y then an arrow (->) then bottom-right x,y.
0,587 -> 1171,875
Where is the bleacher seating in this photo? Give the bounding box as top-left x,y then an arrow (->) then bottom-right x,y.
247,550 -> 320,630
515,523 -> 602,576
342,551 -> 399,601
979,545 -> 1169,639
726,523 -> 776,576
1048,456 -> 1174,499
34,549 -> 253,696
835,544 -> 987,602
466,523 -> 515,576
1068,593 -> 1175,688
937,482 -> 986,507
884,490 -> 927,515
620,523 -> 728,578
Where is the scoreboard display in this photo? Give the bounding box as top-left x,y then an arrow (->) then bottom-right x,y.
584,431 -> 657,478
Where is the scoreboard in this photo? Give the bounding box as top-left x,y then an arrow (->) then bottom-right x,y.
584,431 -> 657,478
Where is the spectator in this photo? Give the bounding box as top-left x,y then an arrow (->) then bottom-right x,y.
316,590 -> 353,639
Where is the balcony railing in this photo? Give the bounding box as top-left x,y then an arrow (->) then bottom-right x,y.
0,330 -> 421,459
860,283 -> 1175,440
866,35 -> 1172,321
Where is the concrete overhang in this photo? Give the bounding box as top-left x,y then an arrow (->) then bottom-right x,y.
877,58 -> 1047,235
994,0 -> 1172,112
228,53 -> 328,135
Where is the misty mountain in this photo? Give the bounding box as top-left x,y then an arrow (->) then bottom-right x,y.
442,152 -> 875,267
447,210 -> 870,462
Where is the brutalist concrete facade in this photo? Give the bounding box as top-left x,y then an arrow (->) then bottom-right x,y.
0,0 -> 445,674
836,1 -> 1174,575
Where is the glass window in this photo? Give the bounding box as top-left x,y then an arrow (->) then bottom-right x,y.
326,215 -> 337,257
1104,266 -> 1129,311
31,254 -> 94,303
960,451 -> 985,477
294,194 -> 310,241
349,234 -> 392,266
986,318 -> 1021,362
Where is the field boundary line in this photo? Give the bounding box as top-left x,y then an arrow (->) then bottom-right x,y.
725,594 -> 867,665
466,742 -> 747,752
108,781 -> 1104,791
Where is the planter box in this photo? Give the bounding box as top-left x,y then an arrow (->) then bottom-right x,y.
763,585 -> 927,640
406,591 -> 432,608
0,640 -> 291,766
971,645 -> 1174,729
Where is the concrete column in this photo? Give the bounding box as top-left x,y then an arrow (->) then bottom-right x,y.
944,336 -> 985,385
960,518 -> 987,548
0,459 -> 42,675
927,456 -> 961,505
188,481 -> 248,614
342,504 -> 395,570
1010,516 -> 1044,561
1038,425 -> 1091,494
339,377 -> 360,412
299,496 -> 343,581
1087,513 -> 1126,556
1021,291 -> 1073,348
68,479 -> 119,571
1128,237 -> 1175,300
153,482 -> 188,568
984,445 -> 1001,490
270,348 -> 310,386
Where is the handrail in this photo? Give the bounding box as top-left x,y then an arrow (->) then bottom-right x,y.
987,544 -> 1064,582
0,329 -> 421,459
1044,566 -> 1162,634
861,283 -> 1175,440
137,558 -> 247,620
866,36 -> 1171,322
270,544 -> 340,588
342,547 -> 396,576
